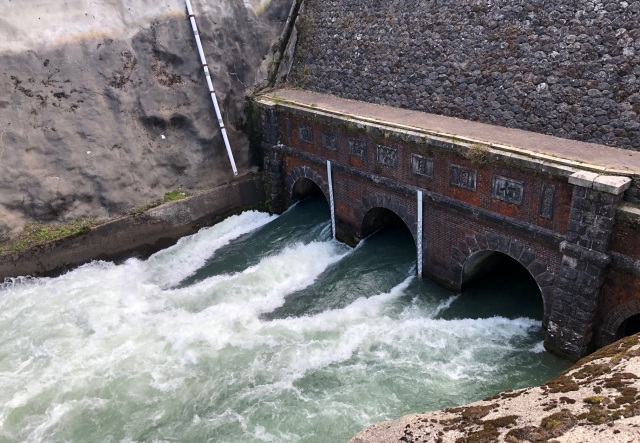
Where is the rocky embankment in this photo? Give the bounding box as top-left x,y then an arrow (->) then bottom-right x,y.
0,0 -> 293,243
350,334 -> 640,442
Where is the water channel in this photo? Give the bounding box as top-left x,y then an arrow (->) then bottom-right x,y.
0,197 -> 570,442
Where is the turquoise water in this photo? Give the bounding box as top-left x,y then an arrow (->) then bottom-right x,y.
0,198 -> 569,442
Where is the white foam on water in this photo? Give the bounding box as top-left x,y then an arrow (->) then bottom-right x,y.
154,241 -> 349,357
144,210 -> 277,287
244,276 -> 541,391
0,209 -> 565,442
531,341 -> 547,353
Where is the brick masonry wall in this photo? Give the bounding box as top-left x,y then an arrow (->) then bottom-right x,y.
598,215 -> 640,340
278,107 -> 570,291
290,0 -> 640,150
280,112 -> 574,234
610,214 -> 640,259
425,203 -> 563,322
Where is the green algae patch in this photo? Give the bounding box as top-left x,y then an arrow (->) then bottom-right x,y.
163,190 -> 192,202
573,363 -> 610,380
444,404 -> 497,422
128,190 -> 193,216
580,334 -> 639,363
0,218 -> 98,255
506,409 -> 578,442
484,389 -> 524,401
577,405 -> 610,425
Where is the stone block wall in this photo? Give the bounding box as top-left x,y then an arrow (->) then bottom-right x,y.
289,0 -> 640,150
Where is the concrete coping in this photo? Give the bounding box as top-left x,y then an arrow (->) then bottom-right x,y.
568,171 -> 632,195
256,89 -> 640,180
259,99 -> 581,179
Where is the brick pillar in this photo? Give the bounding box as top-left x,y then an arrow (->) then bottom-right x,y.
545,171 -> 631,359
261,106 -> 286,213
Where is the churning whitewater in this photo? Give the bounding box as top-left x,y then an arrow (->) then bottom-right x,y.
0,199 -> 568,442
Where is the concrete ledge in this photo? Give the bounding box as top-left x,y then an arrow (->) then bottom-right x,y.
0,174 -> 266,281
611,252 -> 640,276
594,175 -> 632,195
257,89 -> 640,180
569,171 -> 632,195
568,171 -> 600,188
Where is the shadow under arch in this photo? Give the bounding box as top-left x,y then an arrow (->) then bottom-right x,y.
285,165 -> 330,207
361,207 -> 415,246
460,249 -> 546,322
292,177 -> 325,202
356,193 -> 418,246
619,315 -> 640,338
598,300 -> 640,347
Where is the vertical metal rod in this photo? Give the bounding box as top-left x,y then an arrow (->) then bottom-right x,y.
417,190 -> 423,277
327,160 -> 336,239
184,0 -> 238,176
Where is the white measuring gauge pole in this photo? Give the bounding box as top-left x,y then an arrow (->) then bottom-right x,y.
327,160 -> 336,239
417,190 -> 423,277
185,0 -> 238,175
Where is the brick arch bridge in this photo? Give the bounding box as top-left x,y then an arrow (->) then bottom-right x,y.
285,165 -> 331,206
454,236 -> 554,325
257,89 -> 640,360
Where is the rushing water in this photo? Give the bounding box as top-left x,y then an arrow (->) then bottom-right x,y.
0,198 -> 569,442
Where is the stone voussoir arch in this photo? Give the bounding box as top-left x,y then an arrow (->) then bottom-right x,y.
285,165 -> 330,206
451,231 -> 556,320
355,192 -> 418,245
597,300 -> 640,347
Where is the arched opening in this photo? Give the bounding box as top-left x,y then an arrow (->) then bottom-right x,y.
617,314 -> 640,339
291,177 -> 326,204
456,250 -> 544,320
361,207 -> 412,241
359,206 -> 417,273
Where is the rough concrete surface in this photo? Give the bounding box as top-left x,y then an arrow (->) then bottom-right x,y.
350,334 -> 640,443
0,173 -> 265,280
0,0 -> 293,243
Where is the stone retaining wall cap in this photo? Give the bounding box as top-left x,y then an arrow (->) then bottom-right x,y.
569,171 -> 631,195
593,175 -> 632,195
568,171 -> 600,188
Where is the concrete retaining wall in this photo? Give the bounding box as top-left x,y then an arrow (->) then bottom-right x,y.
0,174 -> 265,280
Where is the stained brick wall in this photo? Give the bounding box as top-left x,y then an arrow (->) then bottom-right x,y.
279,112 -> 574,233
598,216 -> 640,343
277,109 -> 572,295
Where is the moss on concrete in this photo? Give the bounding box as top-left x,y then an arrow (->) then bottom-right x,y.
0,218 -> 98,255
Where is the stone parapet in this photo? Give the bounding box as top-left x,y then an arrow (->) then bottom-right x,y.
569,171 -> 632,195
